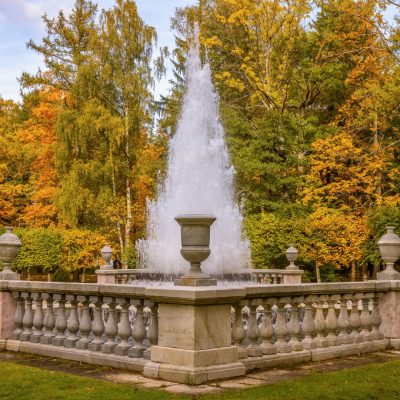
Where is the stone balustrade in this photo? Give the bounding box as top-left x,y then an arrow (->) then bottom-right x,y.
1,279 -> 400,385
230,287 -> 386,371
1,281 -> 158,372
96,268 -> 304,285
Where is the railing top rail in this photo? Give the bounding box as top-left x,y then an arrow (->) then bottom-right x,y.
1,279 -> 399,305
244,280 -> 395,298
96,268 -> 303,276
3,280 -> 147,298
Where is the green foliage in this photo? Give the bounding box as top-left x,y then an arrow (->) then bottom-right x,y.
12,228 -> 63,273
9,228 -> 110,274
245,212 -> 310,269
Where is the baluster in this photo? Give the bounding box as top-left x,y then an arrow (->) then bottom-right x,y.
64,295 -> 79,348
88,296 -> 105,351
301,295 -> 317,349
247,300 -> 263,357
114,298 -> 131,356
288,296 -> 303,351
41,293 -> 55,344
349,293 -> 363,343
129,300 -> 146,358
76,295 -> 92,350
360,293 -> 373,341
325,295 -> 339,346
314,296 -> 328,348
143,302 -> 158,359
337,294 -> 351,345
231,303 -> 247,358
371,293 -> 384,340
52,294 -> 67,346
102,297 -> 118,353
12,292 -> 24,340
20,292 -> 33,341
272,274 -> 278,285
274,297 -> 291,353
260,300 -> 277,355
31,293 -> 44,343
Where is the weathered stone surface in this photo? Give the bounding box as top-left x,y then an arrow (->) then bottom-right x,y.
146,361 -> 246,385
380,290 -> 400,339
0,291 -> 16,340
151,346 -> 237,367
95,271 -> 116,285
283,272 -> 303,284
164,383 -> 223,395
157,303 -> 232,350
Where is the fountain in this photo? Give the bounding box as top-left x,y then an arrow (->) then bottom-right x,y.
136,25 -> 250,277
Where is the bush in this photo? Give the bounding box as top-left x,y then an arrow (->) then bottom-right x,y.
5,227 -> 114,276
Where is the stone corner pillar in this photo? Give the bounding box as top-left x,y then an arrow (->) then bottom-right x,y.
0,284 -> 16,349
95,270 -> 116,284
378,281 -> 400,350
143,286 -> 246,385
283,270 -> 304,285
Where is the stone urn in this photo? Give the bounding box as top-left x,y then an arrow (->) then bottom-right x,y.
100,244 -> 113,270
377,226 -> 400,280
174,214 -> 217,286
285,245 -> 299,270
0,227 -> 22,280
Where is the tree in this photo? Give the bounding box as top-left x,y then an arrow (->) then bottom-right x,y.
96,0 -> 159,254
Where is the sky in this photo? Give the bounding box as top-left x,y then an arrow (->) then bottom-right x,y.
0,0 -> 196,102
0,1 -> 398,103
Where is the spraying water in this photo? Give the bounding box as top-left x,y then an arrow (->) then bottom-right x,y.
136,27 -> 250,275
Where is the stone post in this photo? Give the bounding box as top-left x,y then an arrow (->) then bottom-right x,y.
0,228 -> 21,348
0,282 -> 16,349
379,282 -> 400,349
143,286 -> 246,385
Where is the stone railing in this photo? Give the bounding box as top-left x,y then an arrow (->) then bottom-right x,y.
96,268 -> 304,285
1,281 -> 158,372
1,279 -> 400,385
230,282 -> 389,372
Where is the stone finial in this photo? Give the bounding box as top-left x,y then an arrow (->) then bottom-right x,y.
100,244 -> 113,270
377,226 -> 400,280
285,245 -> 299,270
0,227 -> 22,280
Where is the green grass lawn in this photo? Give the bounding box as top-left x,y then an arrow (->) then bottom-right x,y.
1,359 -> 400,400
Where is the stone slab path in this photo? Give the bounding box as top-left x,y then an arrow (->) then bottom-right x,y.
1,351 -> 400,396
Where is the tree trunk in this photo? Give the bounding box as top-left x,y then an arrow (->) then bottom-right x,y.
124,109 -> 132,267
351,261 -> 356,282
373,112 -> 382,198
315,261 -> 321,283
372,263 -> 380,280
297,106 -> 305,174
110,148 -> 124,255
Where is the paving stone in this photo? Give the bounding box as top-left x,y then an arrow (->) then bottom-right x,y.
248,369 -> 308,382
139,381 -> 177,389
164,384 -> 223,395
227,377 -> 267,386
217,381 -> 251,389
